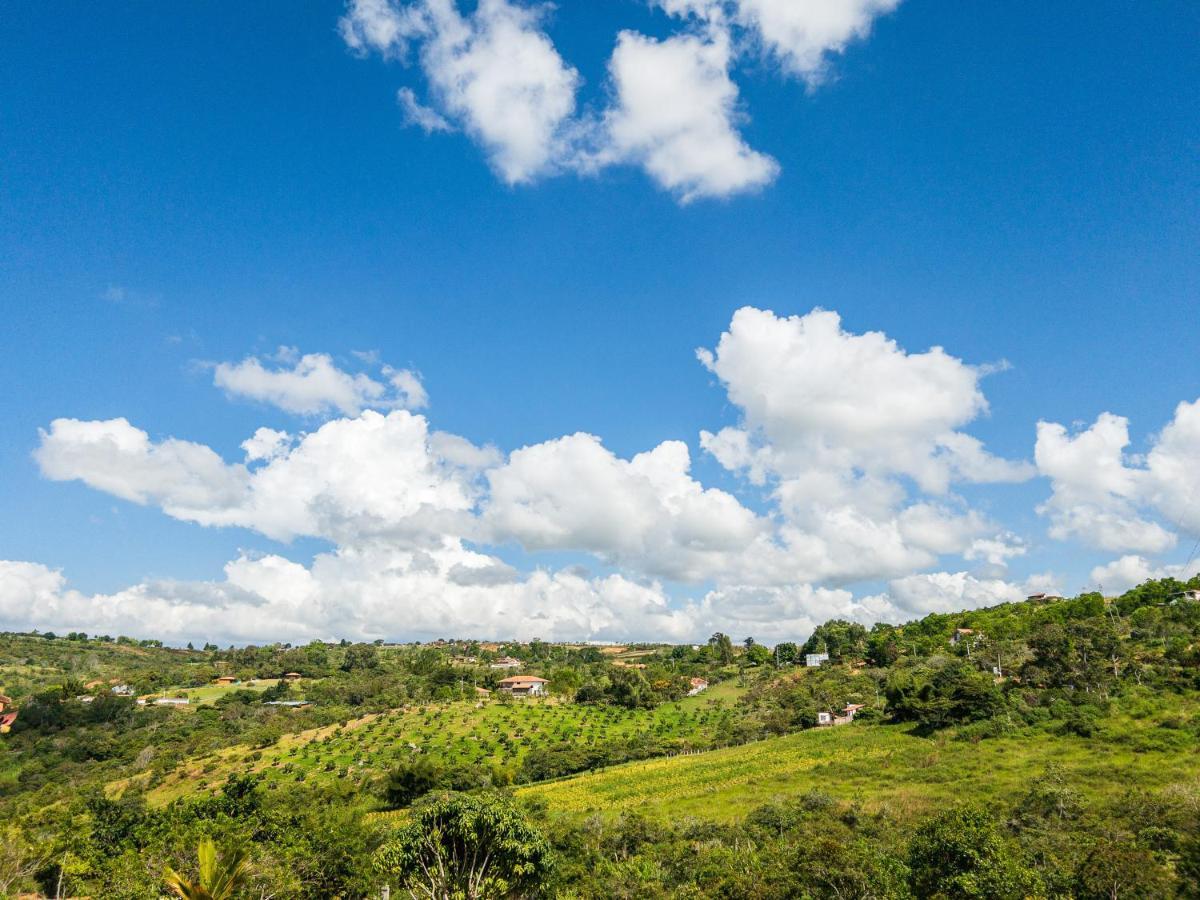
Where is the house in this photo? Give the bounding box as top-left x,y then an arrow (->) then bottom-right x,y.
1026,593 -> 1063,603
76,695 -> 96,703
489,656 -> 523,670
496,675 -> 549,696
805,652 -> 830,668
154,697 -> 189,706
1172,589 -> 1200,604
819,704 -> 865,727
950,628 -> 976,646
0,711 -> 16,733
213,676 -> 238,685
264,700 -> 312,708
687,677 -> 709,696
282,672 -> 302,681
474,686 -> 492,696
111,684 -> 134,697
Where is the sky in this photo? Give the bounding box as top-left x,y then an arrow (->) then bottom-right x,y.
1,0 -> 1198,646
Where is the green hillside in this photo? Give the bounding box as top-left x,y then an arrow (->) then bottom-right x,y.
0,576 -> 1198,897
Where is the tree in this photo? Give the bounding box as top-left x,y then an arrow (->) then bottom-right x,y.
708,633 -> 734,664
164,838 -> 251,900
773,642 -> 798,667
908,806 -> 1039,899
385,756 -> 446,808
1072,840 -> 1173,899
0,827 -> 46,896
341,643 -> 380,672
374,792 -> 551,900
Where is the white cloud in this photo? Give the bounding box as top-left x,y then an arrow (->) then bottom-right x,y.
339,0 -> 899,201
1035,412 -> 1179,554
697,308 -> 1030,491
728,0 -> 901,83
36,411 -> 486,545
397,86 -> 454,132
600,28 -> 778,201
339,0 -> 426,57
865,571 -> 1025,619
51,307 -> 1198,645
483,433 -> 769,582
1088,555 -> 1198,596
694,307 -> 1029,584
212,349 -> 427,417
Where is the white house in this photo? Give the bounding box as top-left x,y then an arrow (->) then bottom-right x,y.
496,676 -> 548,696
687,677 -> 708,696
805,653 -> 829,668
489,657 -> 523,670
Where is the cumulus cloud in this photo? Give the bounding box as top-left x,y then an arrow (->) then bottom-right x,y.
1088,555 -> 1199,596
339,0 -> 900,200
40,305 -> 1192,645
36,411 -> 487,545
694,307 -> 1029,584
600,28 -> 778,201
342,0 -> 580,183
212,349 -> 427,417
484,434 -> 770,582
865,571 -> 1025,620
1035,400 -> 1200,554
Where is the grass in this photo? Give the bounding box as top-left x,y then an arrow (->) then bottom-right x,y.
120,680 -> 748,805
518,695 -> 1200,823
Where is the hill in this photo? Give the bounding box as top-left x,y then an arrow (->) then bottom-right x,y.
0,575 -> 1197,897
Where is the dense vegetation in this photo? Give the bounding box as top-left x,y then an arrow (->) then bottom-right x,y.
0,574 -> 1197,897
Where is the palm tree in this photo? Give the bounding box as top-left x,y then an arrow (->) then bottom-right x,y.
164,837 -> 251,900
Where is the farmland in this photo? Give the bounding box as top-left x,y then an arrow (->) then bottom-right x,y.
520,688 -> 1200,823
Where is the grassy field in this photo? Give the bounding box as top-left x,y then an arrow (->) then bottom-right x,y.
173,678 -> 282,704
121,679 -> 746,805
519,694 -> 1200,823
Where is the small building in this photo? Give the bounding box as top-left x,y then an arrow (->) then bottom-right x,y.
213,676 -> 238,685
0,694 -> 13,714
264,700 -> 312,708
282,672 -> 302,681
489,657 -> 523,670
817,711 -> 833,726
1172,589 -> 1200,604
841,703 -> 865,720
76,695 -> 96,704
1026,593 -> 1063,603
805,652 -> 830,668
950,628 -> 976,646
496,675 -> 548,697
154,697 -> 189,706
111,684 -> 134,697
474,686 -> 492,696
687,677 -> 709,696
0,711 -> 16,733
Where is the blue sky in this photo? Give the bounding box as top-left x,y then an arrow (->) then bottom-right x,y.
1,0 -> 1197,644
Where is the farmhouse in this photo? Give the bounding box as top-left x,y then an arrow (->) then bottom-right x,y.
496,675 -> 548,697
805,652 -> 829,668
1026,593 -> 1064,603
687,677 -> 709,696
818,704 -> 866,727
489,656 -> 523,670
